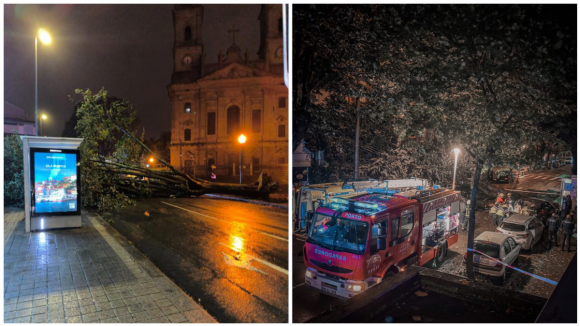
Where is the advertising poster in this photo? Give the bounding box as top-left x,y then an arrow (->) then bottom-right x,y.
33,151 -> 79,213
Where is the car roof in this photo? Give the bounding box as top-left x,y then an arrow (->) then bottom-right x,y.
503,214 -> 533,225
475,231 -> 510,244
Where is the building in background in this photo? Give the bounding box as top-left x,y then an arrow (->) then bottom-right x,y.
4,101 -> 35,135
168,4 -> 288,183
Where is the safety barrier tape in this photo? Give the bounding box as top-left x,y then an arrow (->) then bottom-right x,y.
467,248 -> 558,286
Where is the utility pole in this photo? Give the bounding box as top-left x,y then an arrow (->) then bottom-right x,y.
354,96 -> 360,181
466,161 -> 483,279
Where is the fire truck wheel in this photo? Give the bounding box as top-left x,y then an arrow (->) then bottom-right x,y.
431,241 -> 448,268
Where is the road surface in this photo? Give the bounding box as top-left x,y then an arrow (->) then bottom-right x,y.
100,197 -> 288,323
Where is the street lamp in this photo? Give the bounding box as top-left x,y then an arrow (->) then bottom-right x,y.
39,113 -> 47,136
452,148 -> 460,190
35,28 -> 51,136
238,134 -> 247,184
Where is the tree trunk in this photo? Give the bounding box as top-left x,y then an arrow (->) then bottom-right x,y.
572,145 -> 577,175
466,161 -> 483,279
354,97 -> 360,180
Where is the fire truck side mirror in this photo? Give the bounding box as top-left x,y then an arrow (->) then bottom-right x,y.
378,226 -> 387,251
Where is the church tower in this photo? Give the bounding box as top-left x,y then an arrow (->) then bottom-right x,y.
172,5 -> 204,83
257,4 -> 283,65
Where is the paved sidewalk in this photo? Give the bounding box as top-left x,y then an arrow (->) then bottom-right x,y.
4,208 -> 217,323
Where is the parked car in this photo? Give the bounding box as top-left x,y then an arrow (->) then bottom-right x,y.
463,231 -> 521,285
496,171 -> 512,183
496,214 -> 544,251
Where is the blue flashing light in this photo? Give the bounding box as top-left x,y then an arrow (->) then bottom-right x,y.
333,198 -> 350,205
417,186 -> 424,190
355,202 -> 379,209
433,185 -> 440,189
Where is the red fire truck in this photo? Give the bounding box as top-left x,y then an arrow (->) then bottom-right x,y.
303,187 -> 461,298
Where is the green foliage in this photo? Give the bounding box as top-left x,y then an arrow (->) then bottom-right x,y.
4,134 -> 25,207
294,4 -> 576,186
74,88 -> 146,212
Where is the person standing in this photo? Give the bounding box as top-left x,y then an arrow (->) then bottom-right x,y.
547,213 -> 561,248
561,214 -> 575,252
462,200 -> 471,231
490,202 -> 499,227
566,195 -> 573,216
496,193 -> 506,205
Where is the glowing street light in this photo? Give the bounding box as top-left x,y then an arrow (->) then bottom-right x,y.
238,134 -> 247,184
452,148 -> 460,190
39,112 -> 48,136
38,29 -> 52,45
35,28 -> 52,136
149,157 -> 155,163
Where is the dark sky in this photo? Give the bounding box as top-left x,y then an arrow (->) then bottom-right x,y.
4,4 -> 262,138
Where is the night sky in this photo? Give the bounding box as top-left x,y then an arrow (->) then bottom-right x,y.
4,4 -> 261,138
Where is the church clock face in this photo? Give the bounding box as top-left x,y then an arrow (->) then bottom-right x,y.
182,55 -> 193,66
275,46 -> 283,59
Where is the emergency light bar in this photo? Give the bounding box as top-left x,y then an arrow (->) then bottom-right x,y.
354,202 -> 379,209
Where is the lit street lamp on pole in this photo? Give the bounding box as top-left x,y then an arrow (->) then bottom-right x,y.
452,148 -> 460,190
40,113 -> 47,136
238,134 -> 247,184
35,28 -> 51,136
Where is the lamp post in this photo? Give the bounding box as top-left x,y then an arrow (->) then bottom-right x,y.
39,113 -> 47,136
452,148 -> 460,190
238,134 -> 246,184
35,29 -> 51,136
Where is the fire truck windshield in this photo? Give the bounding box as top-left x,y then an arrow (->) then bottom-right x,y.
308,213 -> 369,255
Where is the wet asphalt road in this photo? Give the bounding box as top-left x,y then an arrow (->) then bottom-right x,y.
292,235 -> 345,323
101,197 -> 288,323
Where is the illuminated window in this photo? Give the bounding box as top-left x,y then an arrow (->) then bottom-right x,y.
184,103 -> 191,114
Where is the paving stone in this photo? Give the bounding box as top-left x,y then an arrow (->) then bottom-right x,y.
167,313 -> 188,323
152,316 -> 170,323
32,305 -> 48,315
31,313 -> 48,323
132,311 -> 150,322
98,309 -> 117,320
67,315 -> 83,323
101,317 -> 120,323
160,305 -> 179,316
82,312 -> 100,323
114,306 -> 131,317
146,308 -> 165,319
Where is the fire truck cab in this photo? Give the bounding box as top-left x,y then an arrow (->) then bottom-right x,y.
303,187 -> 461,298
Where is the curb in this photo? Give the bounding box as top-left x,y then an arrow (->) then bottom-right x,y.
89,211 -> 218,323
202,194 -> 288,210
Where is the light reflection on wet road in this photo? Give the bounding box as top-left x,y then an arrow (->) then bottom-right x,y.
102,196 -> 288,323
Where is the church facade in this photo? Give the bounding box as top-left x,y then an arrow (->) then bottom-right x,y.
167,4 -> 288,183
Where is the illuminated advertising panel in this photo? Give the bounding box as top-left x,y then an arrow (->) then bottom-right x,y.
30,148 -> 81,216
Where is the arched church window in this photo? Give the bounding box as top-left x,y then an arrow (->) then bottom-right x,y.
185,26 -> 192,41
227,106 -> 240,135
184,103 -> 191,114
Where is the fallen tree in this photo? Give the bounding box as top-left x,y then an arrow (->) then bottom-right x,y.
74,88 -> 277,212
